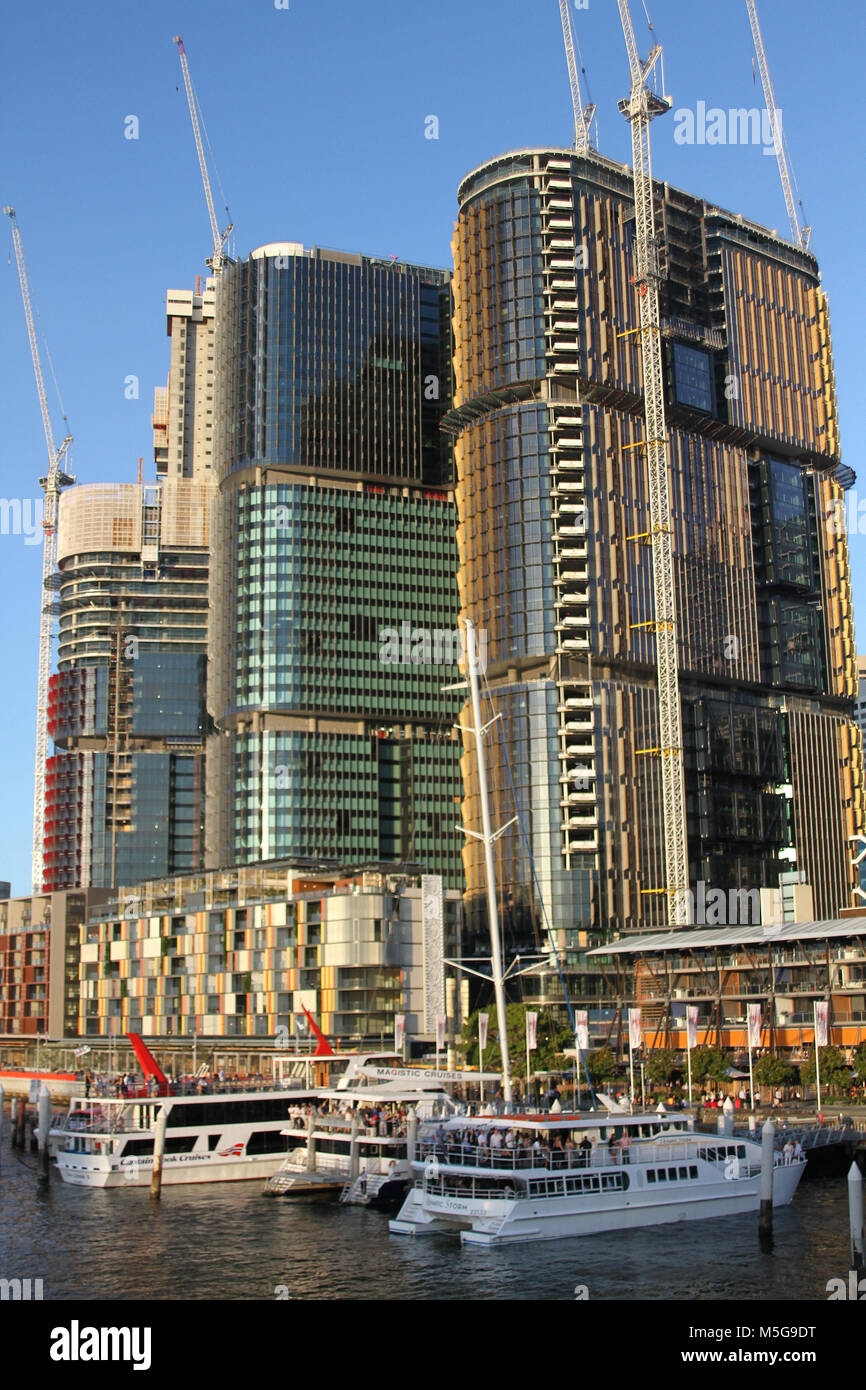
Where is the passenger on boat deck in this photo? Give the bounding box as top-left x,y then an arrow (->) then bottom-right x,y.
579,1135 -> 592,1153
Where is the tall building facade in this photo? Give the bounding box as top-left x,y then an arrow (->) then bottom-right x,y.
78,862 -> 460,1046
44,481 -> 211,890
152,280 -> 216,480
450,147 -> 862,977
206,243 -> 463,887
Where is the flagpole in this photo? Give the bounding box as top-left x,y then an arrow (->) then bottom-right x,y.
814,1001 -> 822,1116
628,1032 -> 635,1112
525,1012 -> 531,1110
687,1039 -> 693,1108
478,1017 -> 484,1106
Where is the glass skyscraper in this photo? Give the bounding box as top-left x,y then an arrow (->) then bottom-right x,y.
206,243 -> 463,886
449,147 -> 862,991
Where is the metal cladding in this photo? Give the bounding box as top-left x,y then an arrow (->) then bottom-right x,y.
205,244 -> 463,884
450,147 -> 863,969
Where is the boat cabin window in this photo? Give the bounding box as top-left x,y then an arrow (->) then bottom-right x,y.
120,1135 -> 197,1157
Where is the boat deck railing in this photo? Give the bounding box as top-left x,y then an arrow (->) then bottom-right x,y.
416,1136 -> 772,1173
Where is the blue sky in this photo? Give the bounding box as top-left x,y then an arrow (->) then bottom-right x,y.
1,0 -> 862,894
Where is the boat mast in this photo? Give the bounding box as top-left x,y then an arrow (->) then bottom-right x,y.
464,619 -> 513,1105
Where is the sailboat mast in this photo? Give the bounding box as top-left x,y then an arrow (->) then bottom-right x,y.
465,619 -> 513,1105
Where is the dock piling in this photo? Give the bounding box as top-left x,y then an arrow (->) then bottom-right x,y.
37,1086 -> 51,1182
759,1118 -> 775,1237
305,1109 -> 317,1174
407,1110 -> 417,1167
149,1107 -> 167,1200
849,1161 -> 864,1272
349,1114 -> 360,1183
10,1097 -> 20,1149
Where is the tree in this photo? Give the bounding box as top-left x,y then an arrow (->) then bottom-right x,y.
853,1043 -> 866,1083
645,1048 -> 679,1085
753,1055 -> 795,1087
801,1046 -> 850,1092
583,1046 -> 617,1082
688,1046 -> 729,1085
461,1004 -> 572,1079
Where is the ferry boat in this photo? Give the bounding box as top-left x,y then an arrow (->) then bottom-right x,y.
49,1021 -> 353,1187
264,1071 -> 458,1207
50,1086 -> 324,1187
389,1111 -> 806,1245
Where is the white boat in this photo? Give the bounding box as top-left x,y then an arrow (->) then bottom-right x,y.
389,1111 -> 806,1245
50,1085 -> 324,1187
264,1058 -> 461,1207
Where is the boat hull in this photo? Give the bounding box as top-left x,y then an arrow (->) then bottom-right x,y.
56,1152 -> 289,1188
390,1163 -> 805,1245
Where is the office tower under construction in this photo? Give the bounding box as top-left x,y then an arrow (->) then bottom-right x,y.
44,480 -> 211,889
205,242 -> 463,885
449,146 -> 862,979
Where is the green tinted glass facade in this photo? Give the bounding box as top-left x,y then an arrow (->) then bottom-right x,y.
208,246 -> 463,887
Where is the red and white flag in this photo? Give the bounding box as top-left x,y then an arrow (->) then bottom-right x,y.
478,1012 -> 489,1053
748,1002 -> 762,1049
814,1000 -> 829,1048
436,1014 -> 446,1051
394,1014 -> 406,1050
575,1010 -> 589,1052
686,1005 -> 699,1051
628,1008 -> 642,1051
526,1011 -> 538,1052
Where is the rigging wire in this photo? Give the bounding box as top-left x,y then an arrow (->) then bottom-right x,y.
479,667 -> 597,1104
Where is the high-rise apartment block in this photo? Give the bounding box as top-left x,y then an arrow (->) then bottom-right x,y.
449,147 -> 862,972
205,243 -> 463,888
45,481 -> 211,889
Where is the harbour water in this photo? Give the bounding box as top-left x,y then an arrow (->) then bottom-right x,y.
0,1125 -> 855,1300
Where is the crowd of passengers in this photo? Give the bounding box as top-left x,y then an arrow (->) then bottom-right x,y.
424,1127 -> 636,1167
286,1099 -> 409,1138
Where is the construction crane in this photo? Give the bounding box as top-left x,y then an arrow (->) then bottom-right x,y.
559,0 -> 596,151
614,4 -> 690,927
173,35 -> 233,272
4,207 -> 75,892
745,0 -> 811,250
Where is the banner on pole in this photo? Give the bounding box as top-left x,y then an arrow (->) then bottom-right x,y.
395,1014 -> 406,1050
436,1014 -> 446,1051
686,1005 -> 698,1050
747,1002 -> 762,1049
478,1012 -> 489,1053
814,1000 -> 829,1048
526,1011 -> 538,1052
628,1007 -> 642,1051
575,1009 -> 589,1051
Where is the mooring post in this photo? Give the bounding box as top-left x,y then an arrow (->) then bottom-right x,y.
305,1108 -> 317,1173
407,1109 -> 418,1167
849,1160 -> 864,1272
150,1106 -> 167,1200
10,1097 -> 20,1149
759,1118 -> 775,1237
37,1086 -> 51,1182
349,1113 -> 360,1183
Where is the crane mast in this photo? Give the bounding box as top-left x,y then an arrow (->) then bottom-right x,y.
5,207 -> 75,891
615,4 -> 690,927
173,36 -> 233,272
745,0 -> 810,250
558,0 -> 595,151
